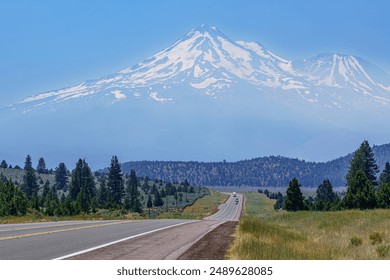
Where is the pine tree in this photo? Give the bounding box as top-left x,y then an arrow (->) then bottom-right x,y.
41,180 -> 51,207
45,185 -> 59,216
55,163 -> 69,191
22,155 -> 39,200
68,159 -> 96,213
0,160 -> 8,169
36,157 -> 48,174
97,178 -> 109,208
0,181 -> 28,216
12,184 -> 28,216
124,170 -> 142,213
346,140 -> 379,187
147,194 -> 153,208
315,179 -> 337,211
153,190 -> 164,207
343,170 -> 377,209
107,156 -> 124,206
283,178 -> 305,211
151,184 -> 158,195
378,183 -> 390,208
24,155 -> 33,170
379,162 -> 390,185
128,170 -> 138,189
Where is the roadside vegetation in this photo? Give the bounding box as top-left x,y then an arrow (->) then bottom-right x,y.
227,192 -> 390,259
228,140 -> 390,260
0,155 -> 210,223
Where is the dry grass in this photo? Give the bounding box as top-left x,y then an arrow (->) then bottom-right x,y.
227,192 -> 390,260
180,189 -> 229,219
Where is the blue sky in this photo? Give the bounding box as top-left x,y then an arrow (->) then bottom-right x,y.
1,0 -> 390,104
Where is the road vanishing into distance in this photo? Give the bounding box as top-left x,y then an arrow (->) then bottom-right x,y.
0,193 -> 242,260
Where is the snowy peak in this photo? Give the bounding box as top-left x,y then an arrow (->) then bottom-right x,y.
116,23 -> 297,95
13,26 -> 390,111
293,53 -> 390,99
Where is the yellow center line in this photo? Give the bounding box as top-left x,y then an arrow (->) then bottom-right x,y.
0,221 -> 96,233
0,221 -> 132,241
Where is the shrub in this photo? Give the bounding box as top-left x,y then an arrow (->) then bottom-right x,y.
350,236 -> 363,246
369,232 -> 384,245
376,245 -> 390,257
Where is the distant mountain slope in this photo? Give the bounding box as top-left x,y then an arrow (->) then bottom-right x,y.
119,143 -> 390,187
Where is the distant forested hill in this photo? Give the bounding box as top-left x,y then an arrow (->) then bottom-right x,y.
120,143 -> 390,188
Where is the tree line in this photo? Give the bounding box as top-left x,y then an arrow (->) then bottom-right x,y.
0,155 -> 204,217
272,141 -> 390,211
119,142 -> 390,187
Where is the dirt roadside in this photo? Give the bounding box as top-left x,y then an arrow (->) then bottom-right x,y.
178,221 -> 238,260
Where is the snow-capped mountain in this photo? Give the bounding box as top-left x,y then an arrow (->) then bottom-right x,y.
16,25 -> 301,108
15,24 -> 390,112
3,25 -> 390,168
293,53 -> 390,105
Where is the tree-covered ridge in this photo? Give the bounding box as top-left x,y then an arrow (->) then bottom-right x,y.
271,140 -> 390,212
119,143 -> 390,187
0,156 -> 206,218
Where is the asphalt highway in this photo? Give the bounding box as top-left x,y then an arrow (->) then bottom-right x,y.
0,193 -> 242,260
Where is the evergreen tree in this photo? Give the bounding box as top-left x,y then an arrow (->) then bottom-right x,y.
29,192 -> 40,211
379,162 -> 390,185
378,183 -> 390,208
343,170 -> 377,209
55,163 -> 69,191
24,155 -> 33,170
124,170 -> 142,213
160,187 -> 166,198
45,185 -> 59,216
147,194 -> 153,208
41,180 -> 51,207
22,155 -> 39,200
68,159 -> 96,213
151,184 -> 158,195
0,181 -> 28,216
36,157 -> 48,174
283,178 -> 305,211
107,156 -> 124,206
0,160 -> 8,169
153,190 -> 164,207
346,140 -> 379,187
128,170 -> 138,189
12,184 -> 28,216
315,179 -> 337,211
97,178 -> 109,208
273,192 -> 284,210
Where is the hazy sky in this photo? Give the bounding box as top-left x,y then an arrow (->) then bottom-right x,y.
1,0 -> 389,104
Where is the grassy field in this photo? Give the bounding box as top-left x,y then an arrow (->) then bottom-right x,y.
227,192 -> 390,260
158,189 -> 229,219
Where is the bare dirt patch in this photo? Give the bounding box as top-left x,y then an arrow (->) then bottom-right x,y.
178,221 -> 238,260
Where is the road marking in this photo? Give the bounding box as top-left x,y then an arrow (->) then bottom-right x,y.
0,221 -> 132,241
53,220 -> 198,260
0,221 -> 96,233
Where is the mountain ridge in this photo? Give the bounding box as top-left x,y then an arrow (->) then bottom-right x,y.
10,24 -> 390,112
117,142 -> 390,188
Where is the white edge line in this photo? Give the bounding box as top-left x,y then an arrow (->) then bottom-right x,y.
52,220 -> 198,260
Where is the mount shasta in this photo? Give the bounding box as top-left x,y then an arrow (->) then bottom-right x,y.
2,25 -> 390,167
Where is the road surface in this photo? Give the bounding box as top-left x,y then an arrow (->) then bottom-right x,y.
0,193 -> 242,260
